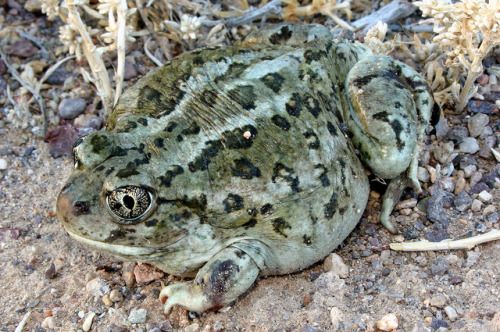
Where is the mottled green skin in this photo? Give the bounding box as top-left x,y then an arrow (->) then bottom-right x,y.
57,24 -> 432,313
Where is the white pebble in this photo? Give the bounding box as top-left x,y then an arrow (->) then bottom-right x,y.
478,190 -> 492,203
417,167 -> 430,183
330,307 -> 344,330
82,312 -> 95,332
444,306 -> 458,321
0,158 -> 7,170
128,308 -> 147,324
376,313 -> 398,331
323,253 -> 349,278
462,165 -> 477,178
471,199 -> 483,212
483,205 -> 496,215
41,316 -> 56,329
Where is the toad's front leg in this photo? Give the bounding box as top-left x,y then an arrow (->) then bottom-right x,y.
160,246 -> 260,314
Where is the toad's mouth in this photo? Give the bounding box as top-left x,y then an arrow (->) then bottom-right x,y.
66,229 -> 156,258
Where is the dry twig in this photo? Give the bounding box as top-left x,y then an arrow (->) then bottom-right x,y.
0,44 -> 48,136
391,229 -> 500,251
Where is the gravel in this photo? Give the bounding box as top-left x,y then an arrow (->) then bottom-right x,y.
58,98 -> 87,119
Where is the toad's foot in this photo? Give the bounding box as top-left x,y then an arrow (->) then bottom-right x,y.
160,246 -> 260,314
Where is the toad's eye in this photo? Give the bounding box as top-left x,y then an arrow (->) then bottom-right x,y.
106,186 -> 153,224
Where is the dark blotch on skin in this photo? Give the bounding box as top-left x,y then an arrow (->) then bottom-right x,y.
73,201 -> 90,215
242,218 -> 257,229
232,158 -> 261,179
373,111 -> 389,122
269,26 -> 293,44
116,168 -> 140,178
272,163 -> 300,192
314,164 -> 330,187
327,121 -> 338,136
227,85 -> 257,110
207,260 -> 240,305
153,137 -> 164,148
303,130 -> 320,149
137,85 -> 184,118
158,165 -> 184,187
271,115 -> 291,131
182,122 -> 201,136
304,49 -> 327,64
223,194 -> 244,213
105,167 -> 115,176
391,119 -> 405,151
145,219 -> 158,227
303,235 -> 312,245
95,165 -> 105,172
89,134 -> 111,155
138,118 -> 148,126
261,73 -> 285,93
165,122 -> 178,132
324,192 -> 338,219
286,93 -> 303,117
272,218 -> 292,237
261,204 -> 274,216
104,229 -> 128,243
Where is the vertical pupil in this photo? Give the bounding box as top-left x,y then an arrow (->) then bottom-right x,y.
123,195 -> 135,209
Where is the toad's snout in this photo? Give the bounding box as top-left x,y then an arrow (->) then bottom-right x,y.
57,185 -> 92,225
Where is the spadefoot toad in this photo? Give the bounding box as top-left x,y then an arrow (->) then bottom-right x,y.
57,24 -> 432,313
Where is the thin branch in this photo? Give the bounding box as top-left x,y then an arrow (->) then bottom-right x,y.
66,0 -> 113,116
144,37 -> 164,67
37,55 -> 76,92
114,0 -> 127,106
352,0 -> 416,33
14,311 -> 31,332
390,229 -> 500,251
15,29 -> 50,59
202,0 -> 283,28
0,44 -> 48,136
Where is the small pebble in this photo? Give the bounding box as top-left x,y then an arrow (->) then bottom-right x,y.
376,313 -> 398,331
128,308 -> 147,324
430,318 -> 449,330
427,166 -> 438,183
444,306 -> 458,321
487,212 -> 499,223
102,294 -> 113,306
124,61 -> 138,80
58,98 -> 87,119
427,189 -> 454,227
395,198 -> 417,210
123,271 -> 136,287
412,323 -> 431,332
430,257 -> 450,276
467,113 -> 489,138
82,312 -> 95,332
454,191 -> 472,212
458,137 -> 480,154
430,294 -> 447,308
134,263 -> 164,284
9,40 -> 38,57
41,316 -> 56,329
330,307 -> 344,330
323,253 -> 349,278
0,158 -> 7,170
483,204 -> 496,215
417,167 -> 430,183
466,251 -> 481,268
463,165 -> 477,178
45,262 -> 56,279
110,289 -> 124,302
185,323 -> 200,332
478,190 -> 492,203
470,199 -> 483,212
86,277 -> 110,297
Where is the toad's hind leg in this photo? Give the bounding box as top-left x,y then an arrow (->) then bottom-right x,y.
344,55 -> 432,233
160,246 -> 260,314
